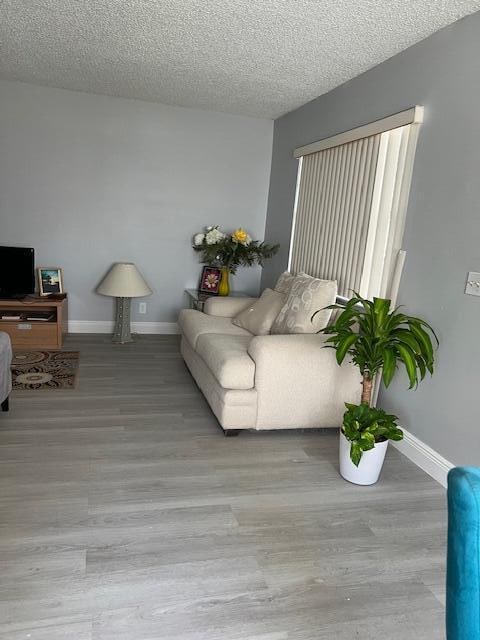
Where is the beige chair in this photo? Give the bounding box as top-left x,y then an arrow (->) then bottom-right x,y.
178,295 -> 361,435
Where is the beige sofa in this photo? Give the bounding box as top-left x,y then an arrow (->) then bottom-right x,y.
178,295 -> 361,434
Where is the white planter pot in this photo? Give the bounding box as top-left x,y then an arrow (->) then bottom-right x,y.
339,430 -> 388,485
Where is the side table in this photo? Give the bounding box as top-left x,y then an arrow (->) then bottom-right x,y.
185,289 -> 246,312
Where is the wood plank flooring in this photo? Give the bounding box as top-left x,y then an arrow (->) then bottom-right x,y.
0,334 -> 447,639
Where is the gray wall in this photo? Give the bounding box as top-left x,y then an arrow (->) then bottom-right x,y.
262,12 -> 480,465
0,80 -> 273,323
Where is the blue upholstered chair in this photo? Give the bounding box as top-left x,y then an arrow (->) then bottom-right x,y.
447,467 -> 480,639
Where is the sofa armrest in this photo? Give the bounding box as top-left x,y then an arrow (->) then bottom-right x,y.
247,334 -> 362,429
204,296 -> 258,318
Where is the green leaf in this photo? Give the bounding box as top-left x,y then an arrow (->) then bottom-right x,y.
350,442 -> 362,467
408,322 -> 435,366
324,335 -> 341,345
416,355 -> 426,380
408,316 -> 439,344
343,421 -> 357,441
335,334 -> 358,365
394,330 -> 421,354
382,348 -> 396,388
373,297 -> 391,326
360,431 -> 375,451
395,343 -> 418,388
374,425 -> 389,438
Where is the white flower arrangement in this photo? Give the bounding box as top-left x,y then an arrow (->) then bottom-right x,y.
192,224 -> 278,274
205,226 -> 225,245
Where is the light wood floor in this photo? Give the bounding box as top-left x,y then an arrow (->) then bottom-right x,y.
0,334 -> 446,639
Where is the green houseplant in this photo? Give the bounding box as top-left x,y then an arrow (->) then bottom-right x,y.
319,293 -> 438,484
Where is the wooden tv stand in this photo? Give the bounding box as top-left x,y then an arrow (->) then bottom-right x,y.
0,295 -> 68,349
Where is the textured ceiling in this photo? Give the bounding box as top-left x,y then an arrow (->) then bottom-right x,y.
1,1 -> 479,118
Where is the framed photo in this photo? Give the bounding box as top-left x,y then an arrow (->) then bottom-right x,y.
38,268 -> 63,296
198,266 -> 221,295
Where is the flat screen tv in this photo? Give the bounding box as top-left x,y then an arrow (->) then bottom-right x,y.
0,246 -> 35,298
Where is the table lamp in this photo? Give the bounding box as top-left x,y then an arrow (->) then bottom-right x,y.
97,262 -> 152,343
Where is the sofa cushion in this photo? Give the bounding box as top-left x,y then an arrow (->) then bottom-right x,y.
274,271 -> 296,296
232,288 -> 286,336
204,296 -> 258,318
271,273 -> 337,334
178,309 -> 251,350
196,334 -> 255,390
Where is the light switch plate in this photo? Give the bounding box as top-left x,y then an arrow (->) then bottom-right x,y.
465,272 -> 480,297
139,302 -> 147,314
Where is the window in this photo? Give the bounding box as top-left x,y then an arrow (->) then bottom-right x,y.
288,107 -> 423,303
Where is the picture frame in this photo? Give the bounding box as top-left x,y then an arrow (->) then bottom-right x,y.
38,268 -> 64,296
198,266 -> 221,295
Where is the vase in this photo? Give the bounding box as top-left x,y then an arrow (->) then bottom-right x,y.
339,430 -> 388,485
218,268 -> 230,296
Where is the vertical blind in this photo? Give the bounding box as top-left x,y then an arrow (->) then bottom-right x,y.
289,134 -> 380,296
288,107 -> 423,302
359,123 -> 421,300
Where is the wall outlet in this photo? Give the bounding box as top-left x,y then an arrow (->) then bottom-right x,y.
139,302 -> 147,314
465,272 -> 480,297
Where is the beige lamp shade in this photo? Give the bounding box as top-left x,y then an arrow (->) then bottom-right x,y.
97,262 -> 152,298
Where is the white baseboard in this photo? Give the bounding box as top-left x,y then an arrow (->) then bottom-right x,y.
132,322 -> 179,335
68,321 -> 113,333
68,320 -> 179,335
392,427 -> 454,488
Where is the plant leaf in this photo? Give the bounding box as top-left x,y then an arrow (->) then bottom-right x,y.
408,316 -> 439,345
335,334 -> 358,365
382,348 -> 396,388
416,355 -> 426,380
360,431 -> 375,451
408,322 -> 435,366
373,297 -> 391,326
394,330 -> 421,354
395,343 -> 418,388
350,442 -> 362,467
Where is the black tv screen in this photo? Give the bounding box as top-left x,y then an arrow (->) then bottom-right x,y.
0,246 -> 35,298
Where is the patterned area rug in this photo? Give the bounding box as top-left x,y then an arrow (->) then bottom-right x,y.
11,350 -> 79,390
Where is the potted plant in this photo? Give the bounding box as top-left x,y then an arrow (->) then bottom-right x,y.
192,226 -> 279,296
320,294 -> 438,485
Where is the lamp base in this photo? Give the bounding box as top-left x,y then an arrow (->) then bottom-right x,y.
112,297 -> 133,343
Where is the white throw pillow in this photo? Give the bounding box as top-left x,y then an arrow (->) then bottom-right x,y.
271,274 -> 337,334
232,288 -> 286,336
273,271 -> 296,296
